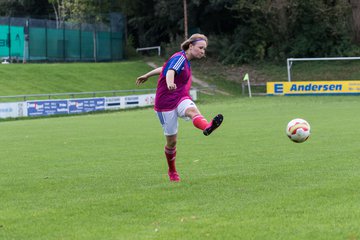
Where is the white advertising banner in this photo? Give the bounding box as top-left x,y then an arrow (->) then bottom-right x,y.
0,102 -> 27,118
105,96 -> 122,110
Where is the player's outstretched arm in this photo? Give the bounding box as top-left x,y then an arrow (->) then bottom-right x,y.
166,69 -> 177,90
136,67 -> 162,86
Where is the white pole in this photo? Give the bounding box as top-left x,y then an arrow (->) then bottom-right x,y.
243,73 -> 252,98
247,79 -> 252,98
287,58 -> 292,82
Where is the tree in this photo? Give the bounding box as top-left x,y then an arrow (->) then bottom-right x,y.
0,0 -> 51,17
48,0 -> 111,27
48,0 -> 67,28
213,0 -> 357,63
349,0 -> 360,43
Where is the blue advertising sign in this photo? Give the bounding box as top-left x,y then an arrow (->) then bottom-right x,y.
68,98 -> 105,113
27,100 -> 68,116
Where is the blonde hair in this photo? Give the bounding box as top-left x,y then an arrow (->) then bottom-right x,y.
181,33 -> 208,51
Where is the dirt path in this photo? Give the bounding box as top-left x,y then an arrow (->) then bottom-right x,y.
146,62 -> 231,96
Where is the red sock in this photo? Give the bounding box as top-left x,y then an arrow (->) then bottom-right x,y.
192,114 -> 209,130
165,146 -> 177,172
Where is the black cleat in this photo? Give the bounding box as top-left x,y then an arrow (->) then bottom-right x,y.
203,114 -> 223,136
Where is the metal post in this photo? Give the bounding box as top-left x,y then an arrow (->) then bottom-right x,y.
110,28 -> 113,61
93,28 -> 97,62
79,23 -> 82,61
45,19 -> 48,61
23,18 -> 29,63
63,22 -> 66,61
8,17 -> 11,60
287,58 -> 292,82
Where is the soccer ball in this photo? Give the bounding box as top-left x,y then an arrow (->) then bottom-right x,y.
286,118 -> 311,143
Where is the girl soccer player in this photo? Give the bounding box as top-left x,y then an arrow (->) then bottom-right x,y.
136,33 -> 223,182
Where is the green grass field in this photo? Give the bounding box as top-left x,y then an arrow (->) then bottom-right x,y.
0,61 -> 157,100
1,94 -> 359,239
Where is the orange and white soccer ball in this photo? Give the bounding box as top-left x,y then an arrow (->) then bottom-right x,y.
286,118 -> 311,143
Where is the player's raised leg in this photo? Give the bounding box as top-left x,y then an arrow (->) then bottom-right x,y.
185,105 -> 224,136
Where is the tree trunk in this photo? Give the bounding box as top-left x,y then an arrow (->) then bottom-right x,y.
183,0 -> 188,40
51,2 -> 59,28
272,0 -> 288,35
349,0 -> 360,43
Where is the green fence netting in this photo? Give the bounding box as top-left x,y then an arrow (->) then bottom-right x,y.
0,15 -> 124,62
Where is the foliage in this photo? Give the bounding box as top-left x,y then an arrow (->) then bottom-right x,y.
0,0 -> 359,63
0,0 -> 51,17
125,0 -> 239,47
48,0 -> 111,27
208,0 -> 359,63
286,0 -> 353,57
122,0 -> 359,63
124,34 -> 140,59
